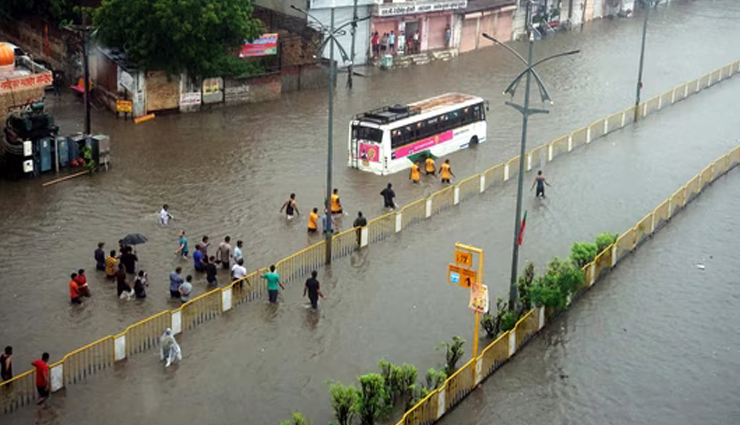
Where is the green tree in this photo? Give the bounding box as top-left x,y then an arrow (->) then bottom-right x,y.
328,381 -> 358,425
1,0 -> 72,23
356,374 -> 387,425
529,257 -> 584,310
93,0 -> 265,79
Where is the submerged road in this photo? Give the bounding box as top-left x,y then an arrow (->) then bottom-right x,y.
8,64 -> 740,424
1,1 -> 738,370
437,164 -> 740,425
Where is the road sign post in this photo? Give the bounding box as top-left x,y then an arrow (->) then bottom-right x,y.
449,242 -> 487,382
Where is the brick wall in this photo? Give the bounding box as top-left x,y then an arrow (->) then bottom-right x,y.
224,73 -> 282,104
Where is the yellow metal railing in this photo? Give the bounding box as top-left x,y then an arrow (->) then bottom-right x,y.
550,134 -> 569,158
5,61 -> 740,419
401,198 -> 427,229
457,175 -> 479,202
430,186 -> 455,215
513,309 -> 539,351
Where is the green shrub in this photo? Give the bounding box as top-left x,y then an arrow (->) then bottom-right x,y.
398,363 -> 418,410
357,374 -> 387,425
500,310 -> 518,332
437,336 -> 465,377
530,257 -> 584,310
570,242 -> 597,267
280,412 -> 311,425
517,262 -> 536,311
595,232 -> 618,254
424,368 -> 447,390
328,381 -> 358,425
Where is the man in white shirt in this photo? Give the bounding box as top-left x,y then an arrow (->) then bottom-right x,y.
231,259 -> 248,291
159,204 -> 173,225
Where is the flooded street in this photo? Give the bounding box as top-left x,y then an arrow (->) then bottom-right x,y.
438,167 -> 740,425
1,0 -> 739,423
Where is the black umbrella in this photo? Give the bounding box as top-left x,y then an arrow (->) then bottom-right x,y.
121,233 -> 148,245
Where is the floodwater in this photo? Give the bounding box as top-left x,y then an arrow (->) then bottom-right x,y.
0,0 -> 739,422
438,166 -> 740,425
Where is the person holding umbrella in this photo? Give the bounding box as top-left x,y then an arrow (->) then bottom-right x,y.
119,234 -> 148,274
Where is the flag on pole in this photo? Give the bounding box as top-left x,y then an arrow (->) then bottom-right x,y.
517,210 -> 528,246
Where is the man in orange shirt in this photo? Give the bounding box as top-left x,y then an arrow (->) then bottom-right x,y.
69,273 -> 82,304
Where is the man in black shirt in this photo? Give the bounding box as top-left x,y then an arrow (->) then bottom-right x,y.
303,270 -> 326,309
205,256 -> 218,287
94,242 -> 106,271
353,212 -> 368,247
380,183 -> 396,210
120,247 -> 138,274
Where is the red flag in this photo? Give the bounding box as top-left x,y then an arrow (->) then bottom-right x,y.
517,210 -> 528,246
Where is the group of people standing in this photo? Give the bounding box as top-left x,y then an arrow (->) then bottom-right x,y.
371,31 -> 396,58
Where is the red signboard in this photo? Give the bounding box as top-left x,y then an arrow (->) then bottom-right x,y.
239,34 -> 278,57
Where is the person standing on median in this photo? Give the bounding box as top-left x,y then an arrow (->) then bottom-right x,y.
262,265 -> 285,304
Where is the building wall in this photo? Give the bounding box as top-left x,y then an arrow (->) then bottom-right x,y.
460,8 -> 514,54
281,64 -> 329,92
224,74 -> 282,104
145,71 -> 179,112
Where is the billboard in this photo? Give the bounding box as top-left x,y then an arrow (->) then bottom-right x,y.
239,34 -> 278,58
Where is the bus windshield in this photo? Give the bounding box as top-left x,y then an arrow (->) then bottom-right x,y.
353,125 -> 383,143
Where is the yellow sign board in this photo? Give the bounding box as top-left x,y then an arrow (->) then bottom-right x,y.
447,264 -> 476,288
469,284 -> 489,314
116,99 -> 132,113
455,250 -> 473,266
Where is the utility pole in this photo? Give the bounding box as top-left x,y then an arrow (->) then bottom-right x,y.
347,0 -> 358,89
290,4 -> 369,263
82,29 -> 91,135
634,1 -> 651,122
483,2 -> 579,310
325,7 -> 336,264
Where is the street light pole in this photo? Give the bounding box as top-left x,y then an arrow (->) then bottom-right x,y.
82,29 -> 91,135
325,8 -> 336,264
483,20 -> 579,311
347,0 -> 358,89
508,32 -> 534,311
290,5 -> 369,264
634,1 -> 651,122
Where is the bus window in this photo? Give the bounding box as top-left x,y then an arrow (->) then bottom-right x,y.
354,125 -> 383,143
473,105 -> 480,121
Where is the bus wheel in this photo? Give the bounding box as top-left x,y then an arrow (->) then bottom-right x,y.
470,136 -> 479,146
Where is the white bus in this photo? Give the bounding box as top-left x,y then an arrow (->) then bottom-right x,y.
348,93 -> 487,175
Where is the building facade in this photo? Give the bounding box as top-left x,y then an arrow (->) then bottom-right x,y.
459,0 -> 516,53
309,0 -> 374,66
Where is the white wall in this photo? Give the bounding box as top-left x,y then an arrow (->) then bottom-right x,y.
311,6 -> 372,65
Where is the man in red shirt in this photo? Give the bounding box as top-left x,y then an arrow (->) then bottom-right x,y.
31,352 -> 50,404
74,269 -> 91,297
69,273 -> 82,304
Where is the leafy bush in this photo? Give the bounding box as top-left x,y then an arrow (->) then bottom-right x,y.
529,257 -> 584,310
517,262 -> 536,311
328,381 -> 358,425
595,232 -> 618,254
500,310 -> 518,332
437,336 -> 465,377
570,242 -> 598,268
398,363 -> 418,410
280,412 -> 311,425
424,368 -> 447,390
357,374 -> 387,425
